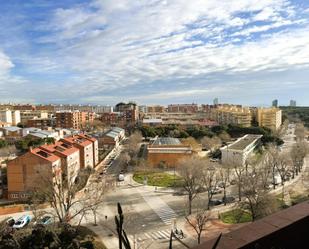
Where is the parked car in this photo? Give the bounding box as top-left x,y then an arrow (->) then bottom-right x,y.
13,215 -> 31,229
35,215 -> 53,225
209,199 -> 222,206
222,196 -> 235,203
118,174 -> 125,181
218,181 -> 227,188
3,217 -> 15,227
230,179 -> 237,185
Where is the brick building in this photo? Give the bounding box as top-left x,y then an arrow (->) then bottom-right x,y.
147,137 -> 193,168
55,111 -> 94,129
27,117 -> 55,129
7,147 -> 61,200
62,135 -> 95,168
40,141 -> 80,183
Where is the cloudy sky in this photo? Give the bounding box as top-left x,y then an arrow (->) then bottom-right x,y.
0,0 -> 309,106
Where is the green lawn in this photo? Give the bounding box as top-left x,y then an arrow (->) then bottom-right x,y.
133,171 -> 183,187
219,209 -> 252,224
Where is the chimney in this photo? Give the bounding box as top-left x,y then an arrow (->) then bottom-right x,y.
29,146 -> 33,152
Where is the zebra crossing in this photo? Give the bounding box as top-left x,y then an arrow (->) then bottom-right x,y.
139,191 -> 177,225
128,228 -> 172,244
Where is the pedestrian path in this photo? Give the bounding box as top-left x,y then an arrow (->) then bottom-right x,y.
128,228 -> 172,244
138,190 -> 177,225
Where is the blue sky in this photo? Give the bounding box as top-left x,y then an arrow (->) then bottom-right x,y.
0,0 -> 309,106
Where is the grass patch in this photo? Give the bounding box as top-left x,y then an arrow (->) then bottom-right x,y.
290,194 -> 309,206
219,209 -> 252,224
133,171 -> 183,187
76,226 -> 107,249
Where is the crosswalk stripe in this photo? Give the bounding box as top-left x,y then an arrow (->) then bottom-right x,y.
144,233 -> 152,239
161,230 -> 171,237
157,231 -> 168,239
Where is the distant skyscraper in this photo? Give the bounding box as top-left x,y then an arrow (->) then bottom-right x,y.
272,99 -> 278,107
290,100 -> 297,107
213,98 -> 219,105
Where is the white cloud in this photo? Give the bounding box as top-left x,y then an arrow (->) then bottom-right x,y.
1,0 -> 309,104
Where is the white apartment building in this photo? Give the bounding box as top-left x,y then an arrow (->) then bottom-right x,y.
0,110 -> 20,125
221,134 -> 263,166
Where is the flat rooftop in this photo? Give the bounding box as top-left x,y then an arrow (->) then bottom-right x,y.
152,137 -> 181,145
228,134 -> 263,151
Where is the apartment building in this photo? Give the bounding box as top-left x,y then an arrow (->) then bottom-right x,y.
7,147 -> 62,200
62,135 -> 94,169
221,134 -> 263,165
40,141 -> 80,183
0,110 -> 21,126
147,105 -> 166,113
79,134 -> 99,166
27,117 -> 55,129
167,104 -> 198,113
210,105 -> 252,127
97,127 -> 125,149
13,104 -> 35,111
257,107 -> 282,130
147,137 -> 193,168
92,105 -> 113,113
55,111 -> 94,129
20,110 -> 49,124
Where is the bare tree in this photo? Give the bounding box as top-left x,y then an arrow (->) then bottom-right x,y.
219,131 -> 231,144
182,137 -> 201,152
276,153 -> 291,203
201,136 -> 221,152
264,144 -> 280,189
290,141 -> 308,178
232,163 -> 245,201
185,208 -> 210,244
294,123 -> 305,142
241,166 -> 276,221
31,169 -> 110,224
202,167 -> 219,210
218,165 -> 231,205
118,152 -> 131,172
178,157 -> 204,215
126,131 -> 143,159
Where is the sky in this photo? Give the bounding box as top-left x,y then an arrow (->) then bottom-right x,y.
0,0 -> 309,106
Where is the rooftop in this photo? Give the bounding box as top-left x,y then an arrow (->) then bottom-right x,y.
228,134 -> 263,151
31,148 -> 60,163
152,137 -> 181,146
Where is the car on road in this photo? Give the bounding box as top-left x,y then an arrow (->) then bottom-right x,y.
34,215 -> 53,225
209,199 -> 223,206
222,196 -> 235,203
13,215 -> 31,229
230,179 -> 237,185
118,173 -> 125,181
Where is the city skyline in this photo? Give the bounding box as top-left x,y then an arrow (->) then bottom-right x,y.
0,0 -> 309,105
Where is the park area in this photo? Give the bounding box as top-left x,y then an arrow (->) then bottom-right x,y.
133,171 -> 183,187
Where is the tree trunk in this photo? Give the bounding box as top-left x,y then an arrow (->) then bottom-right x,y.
238,183 -> 241,202
198,233 -> 201,244
223,188 -> 227,206
93,210 -> 97,226
188,194 -> 192,215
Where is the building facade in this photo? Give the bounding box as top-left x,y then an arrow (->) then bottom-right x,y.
147,137 -> 193,167
257,108 -> 282,130
7,148 -> 62,200
221,134 -> 263,165
55,111 -> 94,129
167,104 -> 198,113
